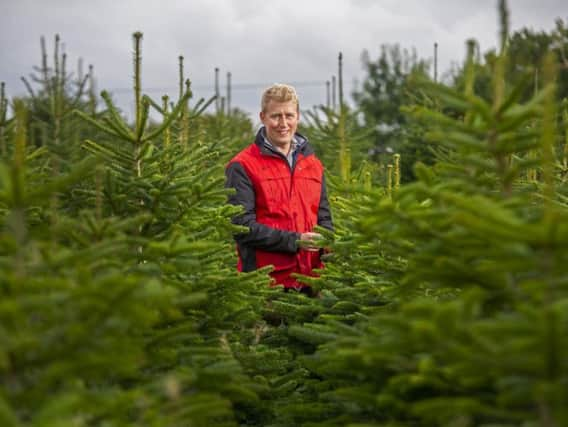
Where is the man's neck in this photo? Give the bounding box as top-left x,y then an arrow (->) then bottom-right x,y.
270,140 -> 291,156
262,128 -> 292,156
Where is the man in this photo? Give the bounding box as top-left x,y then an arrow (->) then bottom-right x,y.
225,83 -> 333,294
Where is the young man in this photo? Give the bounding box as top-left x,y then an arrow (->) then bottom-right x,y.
225,83 -> 333,293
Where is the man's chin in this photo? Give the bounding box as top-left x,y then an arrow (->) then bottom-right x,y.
270,138 -> 292,147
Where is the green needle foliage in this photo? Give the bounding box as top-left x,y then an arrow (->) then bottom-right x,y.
20,34 -> 97,169
3,2 -> 568,426
0,99 -> 168,426
301,104 -> 374,184
1,32 -> 273,426
295,3 -> 568,426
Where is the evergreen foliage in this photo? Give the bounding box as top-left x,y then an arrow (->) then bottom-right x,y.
20,35 -> 97,168
294,3 -> 568,425
301,105 -> 374,185
0,31 -> 272,426
450,18 -> 568,105
352,44 -> 435,181
2,2 -> 568,425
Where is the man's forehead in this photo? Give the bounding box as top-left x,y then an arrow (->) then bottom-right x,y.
264,100 -> 298,114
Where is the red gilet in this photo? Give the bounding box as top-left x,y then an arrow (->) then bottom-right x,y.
228,143 -> 324,288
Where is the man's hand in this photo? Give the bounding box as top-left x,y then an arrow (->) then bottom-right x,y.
298,232 -> 323,252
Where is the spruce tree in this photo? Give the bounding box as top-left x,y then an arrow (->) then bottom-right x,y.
1,31 -> 274,426
293,2 -> 568,425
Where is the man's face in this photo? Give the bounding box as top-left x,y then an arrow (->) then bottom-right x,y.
260,100 -> 299,148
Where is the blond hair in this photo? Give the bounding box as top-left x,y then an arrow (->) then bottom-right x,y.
261,83 -> 299,112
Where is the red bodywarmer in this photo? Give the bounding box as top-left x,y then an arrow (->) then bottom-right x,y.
227,140 -> 330,289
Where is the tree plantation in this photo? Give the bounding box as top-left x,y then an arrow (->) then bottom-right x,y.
1,1 -> 568,426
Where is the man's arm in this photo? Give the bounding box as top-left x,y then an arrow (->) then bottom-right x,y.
225,162 -> 300,253
317,175 -> 334,231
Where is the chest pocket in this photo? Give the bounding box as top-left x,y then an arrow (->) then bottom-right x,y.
293,165 -> 322,215
256,168 -> 290,216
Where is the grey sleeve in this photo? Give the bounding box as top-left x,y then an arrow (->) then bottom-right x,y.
225,162 -> 300,253
317,174 -> 334,231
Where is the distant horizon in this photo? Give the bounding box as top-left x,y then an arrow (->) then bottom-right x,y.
103,79 -> 358,125
2,0 -> 564,125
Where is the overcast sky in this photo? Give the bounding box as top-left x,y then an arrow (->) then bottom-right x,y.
1,0 -> 565,121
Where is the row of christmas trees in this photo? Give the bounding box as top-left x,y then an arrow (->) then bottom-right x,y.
2,1 -> 568,425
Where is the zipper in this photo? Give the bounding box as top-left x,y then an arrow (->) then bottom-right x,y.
260,143 -> 303,198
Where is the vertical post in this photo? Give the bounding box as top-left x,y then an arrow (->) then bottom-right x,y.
464,39 -> 476,126
53,35 -> 62,147
214,67 -> 220,113
331,75 -> 337,111
61,51 -> 67,101
498,0 -> 509,54
78,57 -> 84,82
0,82 -> 6,156
162,95 -> 170,148
338,52 -> 344,109
494,0 -> 511,194
326,80 -> 330,109
178,56 -> 189,146
227,72 -> 232,116
181,80 -> 191,147
337,52 -> 349,182
40,36 -> 49,92
12,99 -> 28,277
133,32 -> 143,136
178,56 -> 184,101
88,64 -> 96,115
434,42 -> 438,82
54,34 -> 60,93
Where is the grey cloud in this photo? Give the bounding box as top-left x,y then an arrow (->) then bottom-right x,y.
1,0 -> 565,118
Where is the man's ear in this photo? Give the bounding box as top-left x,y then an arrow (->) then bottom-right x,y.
259,111 -> 265,122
